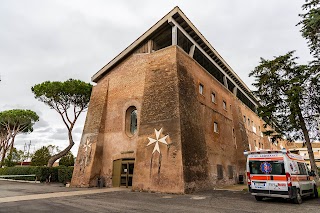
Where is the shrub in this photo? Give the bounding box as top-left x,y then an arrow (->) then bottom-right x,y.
35,167 -> 59,182
0,166 -> 38,181
59,152 -> 75,167
58,166 -> 74,184
0,166 -> 63,182
31,146 -> 51,166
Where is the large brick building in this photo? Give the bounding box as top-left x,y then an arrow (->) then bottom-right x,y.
71,7 -> 284,193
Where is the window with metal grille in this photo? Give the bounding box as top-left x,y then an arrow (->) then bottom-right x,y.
228,165 -> 233,179
217,164 -> 223,180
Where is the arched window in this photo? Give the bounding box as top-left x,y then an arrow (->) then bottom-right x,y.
126,106 -> 137,136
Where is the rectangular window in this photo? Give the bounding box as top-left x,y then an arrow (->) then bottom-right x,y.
211,92 -> 216,103
249,161 -> 285,175
223,101 -> 227,110
199,84 -> 204,95
214,122 -> 218,133
217,164 -> 223,179
243,116 -> 246,123
228,165 -> 233,179
248,118 -> 250,126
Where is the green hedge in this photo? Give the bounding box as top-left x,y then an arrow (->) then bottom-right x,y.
35,167 -> 59,182
58,166 -> 74,184
0,166 -> 73,183
0,166 -> 39,181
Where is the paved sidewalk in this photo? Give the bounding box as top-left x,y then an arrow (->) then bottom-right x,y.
0,187 -> 129,203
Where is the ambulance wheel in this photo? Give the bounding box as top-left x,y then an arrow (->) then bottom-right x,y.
255,196 -> 263,201
293,190 -> 302,204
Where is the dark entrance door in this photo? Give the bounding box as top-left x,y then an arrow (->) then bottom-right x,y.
112,159 -> 134,188
120,160 -> 134,188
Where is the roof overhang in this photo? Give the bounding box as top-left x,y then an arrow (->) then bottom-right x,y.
92,6 -> 258,104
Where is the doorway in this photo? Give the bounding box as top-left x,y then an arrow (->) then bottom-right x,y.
112,158 -> 135,188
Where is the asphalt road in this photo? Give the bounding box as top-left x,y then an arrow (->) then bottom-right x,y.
0,181 -> 319,213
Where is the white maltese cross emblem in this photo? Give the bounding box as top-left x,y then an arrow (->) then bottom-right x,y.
147,128 -> 168,154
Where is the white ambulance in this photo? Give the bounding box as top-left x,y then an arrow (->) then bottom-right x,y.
244,149 -> 318,204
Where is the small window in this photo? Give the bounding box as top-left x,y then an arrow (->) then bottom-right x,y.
258,126 -> 261,131
248,118 -> 250,126
243,116 -> 246,123
199,84 -> 204,95
223,101 -> 227,110
211,92 -> 216,103
217,164 -> 223,179
125,106 -> 138,136
228,165 -> 233,179
214,122 -> 218,133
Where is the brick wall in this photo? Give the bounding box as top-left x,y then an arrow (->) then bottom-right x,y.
72,45 -> 279,193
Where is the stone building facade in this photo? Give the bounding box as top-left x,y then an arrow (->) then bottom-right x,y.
71,7 -> 285,193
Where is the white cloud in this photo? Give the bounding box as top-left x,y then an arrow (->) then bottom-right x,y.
0,0 -> 313,156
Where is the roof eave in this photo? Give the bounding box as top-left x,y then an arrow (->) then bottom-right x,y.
91,6 -> 180,83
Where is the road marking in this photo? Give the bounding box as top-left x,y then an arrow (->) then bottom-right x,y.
0,188 -> 129,203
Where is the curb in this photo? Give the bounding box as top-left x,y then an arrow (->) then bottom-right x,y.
0,178 -> 40,184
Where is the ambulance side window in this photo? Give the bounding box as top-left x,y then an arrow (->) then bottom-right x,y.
297,162 -> 307,175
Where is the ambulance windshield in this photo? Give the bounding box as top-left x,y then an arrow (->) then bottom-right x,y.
249,161 -> 285,175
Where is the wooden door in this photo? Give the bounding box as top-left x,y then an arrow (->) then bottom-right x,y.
112,159 -> 122,187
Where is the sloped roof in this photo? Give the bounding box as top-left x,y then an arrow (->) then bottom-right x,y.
92,6 -> 257,104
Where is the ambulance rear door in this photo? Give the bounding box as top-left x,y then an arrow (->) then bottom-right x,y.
249,154 -> 287,194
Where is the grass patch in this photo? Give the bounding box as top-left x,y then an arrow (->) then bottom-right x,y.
242,188 -> 248,192
318,187 -> 320,194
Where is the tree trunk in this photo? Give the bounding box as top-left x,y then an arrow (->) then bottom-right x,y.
47,130 -> 74,167
0,148 -> 6,167
297,110 -> 319,183
9,137 -> 15,155
0,138 -> 11,167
